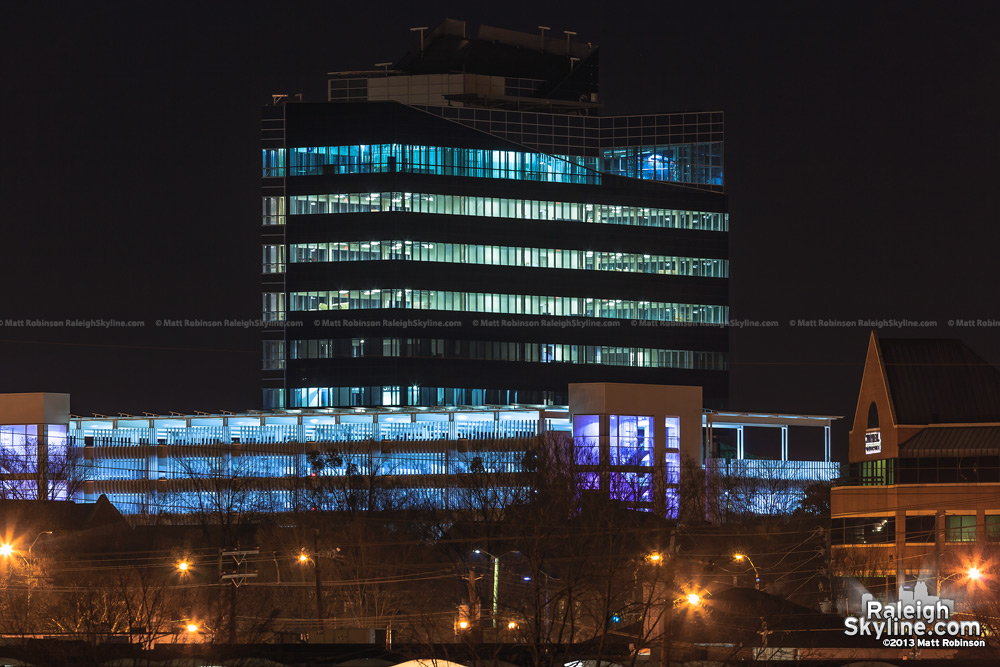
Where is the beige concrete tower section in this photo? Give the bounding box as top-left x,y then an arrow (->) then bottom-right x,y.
569,383 -> 703,517
0,393 -> 70,425
0,393 -> 71,500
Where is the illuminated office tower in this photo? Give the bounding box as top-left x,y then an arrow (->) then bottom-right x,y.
261,20 -> 729,409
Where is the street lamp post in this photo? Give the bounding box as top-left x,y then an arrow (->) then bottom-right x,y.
26,531 -> 53,619
473,550 -> 501,629
523,568 -> 557,639
734,553 -> 760,590
28,531 -> 52,573
473,549 -> 519,630
299,535 -> 339,627
298,538 -> 325,624
0,543 -> 12,583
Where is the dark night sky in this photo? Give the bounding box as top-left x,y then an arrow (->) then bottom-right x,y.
3,1 -> 999,456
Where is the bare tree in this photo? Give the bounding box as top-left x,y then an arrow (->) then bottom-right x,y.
0,434 -> 88,501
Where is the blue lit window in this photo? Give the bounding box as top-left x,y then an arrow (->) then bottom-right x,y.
601,142 -> 723,186
288,288 -> 727,324
286,192 -> 728,232
288,240 -> 728,278
288,144 -> 600,184
262,149 -> 285,177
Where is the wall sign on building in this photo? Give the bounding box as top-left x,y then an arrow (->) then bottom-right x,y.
865,430 -> 882,455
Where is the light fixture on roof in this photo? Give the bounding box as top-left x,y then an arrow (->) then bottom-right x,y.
538,25 -> 551,51
563,30 -> 577,54
409,26 -> 429,55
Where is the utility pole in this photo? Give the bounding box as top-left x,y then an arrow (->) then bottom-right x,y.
229,581 -> 236,644
758,617 -> 773,650
467,568 -> 480,624
492,555 -> 499,629
934,510 -> 944,595
660,529 -> 676,667
465,567 -> 482,642
314,529 -> 325,623
220,545 -> 259,644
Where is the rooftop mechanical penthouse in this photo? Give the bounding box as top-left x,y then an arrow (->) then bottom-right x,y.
261,19 -> 729,410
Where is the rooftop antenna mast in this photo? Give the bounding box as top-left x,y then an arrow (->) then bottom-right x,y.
410,26 -> 429,56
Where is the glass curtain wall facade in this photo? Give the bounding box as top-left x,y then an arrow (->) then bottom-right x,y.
0,423 -> 70,500
261,35 -> 728,410
68,407 -> 564,516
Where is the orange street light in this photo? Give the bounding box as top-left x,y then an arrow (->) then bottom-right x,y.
941,566 -> 985,586
0,544 -> 12,558
186,623 -> 199,633
734,553 -> 761,590
177,561 -> 190,572
686,593 -> 701,605
507,621 -> 518,630
648,552 -> 663,564
458,620 -> 469,630
298,551 -> 310,563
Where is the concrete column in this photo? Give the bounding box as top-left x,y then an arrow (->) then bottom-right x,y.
780,426 -> 789,462
81,439 -> 97,503
35,424 -> 48,501
147,443 -> 158,480
895,509 -> 906,589
737,426 -> 744,460
146,442 -> 158,514
600,413 -> 610,494
824,426 -> 831,462
653,413 -> 667,518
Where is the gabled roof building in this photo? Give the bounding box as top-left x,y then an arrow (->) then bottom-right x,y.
831,331 -> 1000,608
